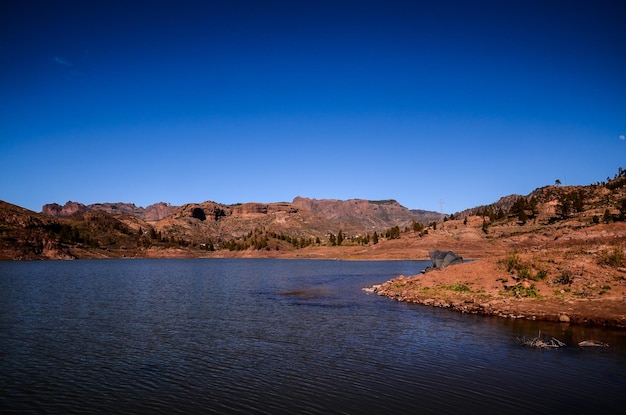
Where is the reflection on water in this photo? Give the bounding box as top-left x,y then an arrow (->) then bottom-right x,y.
279,285 -> 335,299
1,258 -> 625,414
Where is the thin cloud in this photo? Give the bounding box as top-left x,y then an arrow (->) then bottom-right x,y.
53,56 -> 72,67
620,135 -> 625,141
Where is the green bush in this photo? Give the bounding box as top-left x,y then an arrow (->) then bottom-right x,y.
514,285 -> 539,298
530,269 -> 548,281
443,283 -> 472,292
501,252 -> 547,281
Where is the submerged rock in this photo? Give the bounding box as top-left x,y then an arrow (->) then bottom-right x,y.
578,340 -> 609,347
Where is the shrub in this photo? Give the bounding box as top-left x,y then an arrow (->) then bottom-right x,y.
554,269 -> 574,285
598,245 -> 626,268
514,284 -> 539,298
443,283 -> 472,292
501,252 -> 547,281
503,252 -> 521,273
517,265 -> 533,280
532,269 -> 548,281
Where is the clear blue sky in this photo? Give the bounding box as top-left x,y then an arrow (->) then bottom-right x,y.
1,0 -> 624,214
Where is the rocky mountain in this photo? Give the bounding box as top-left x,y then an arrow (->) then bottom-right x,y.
41,201 -> 90,217
0,201 -> 73,260
2,168 -> 624,260
42,197 -> 431,232
291,197 -> 429,230
0,196 -> 437,259
42,201 -> 175,221
409,208 -> 445,224
0,201 -> 141,260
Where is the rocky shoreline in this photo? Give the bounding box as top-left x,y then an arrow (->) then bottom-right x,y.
365,255 -> 626,329
367,279 -> 624,327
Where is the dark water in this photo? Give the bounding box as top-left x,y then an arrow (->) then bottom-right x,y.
1,259 -> 626,414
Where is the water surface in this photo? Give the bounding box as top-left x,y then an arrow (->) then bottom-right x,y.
1,259 -> 625,414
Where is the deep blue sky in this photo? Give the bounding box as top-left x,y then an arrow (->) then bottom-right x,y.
1,0 -> 624,214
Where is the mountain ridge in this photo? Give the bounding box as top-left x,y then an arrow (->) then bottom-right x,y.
1,196 -> 439,260
2,169 -> 624,261
41,197 -> 437,232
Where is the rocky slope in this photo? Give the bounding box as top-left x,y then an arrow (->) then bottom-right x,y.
2,196 -> 437,260
291,197 -> 429,231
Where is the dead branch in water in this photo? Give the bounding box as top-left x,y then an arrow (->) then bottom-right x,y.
516,330 -> 566,349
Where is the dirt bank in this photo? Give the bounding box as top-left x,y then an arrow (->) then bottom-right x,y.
368,250 -> 626,328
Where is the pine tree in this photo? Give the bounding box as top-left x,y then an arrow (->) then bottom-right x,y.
328,233 -> 336,246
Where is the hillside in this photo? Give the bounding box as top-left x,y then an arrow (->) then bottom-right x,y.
364,170 -> 626,328
1,197 -> 436,260
2,170 -> 625,262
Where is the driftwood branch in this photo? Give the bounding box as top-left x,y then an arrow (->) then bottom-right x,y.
516,330 -> 566,349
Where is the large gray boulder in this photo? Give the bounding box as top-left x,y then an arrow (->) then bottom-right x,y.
428,250 -> 464,269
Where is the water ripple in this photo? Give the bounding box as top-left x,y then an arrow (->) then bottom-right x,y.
2,259 -> 626,414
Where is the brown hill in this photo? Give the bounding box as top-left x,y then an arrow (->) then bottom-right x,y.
291,197 -> 431,231
0,201 -> 140,260
362,170 -> 626,328
23,197 -> 436,259
2,196 -> 435,259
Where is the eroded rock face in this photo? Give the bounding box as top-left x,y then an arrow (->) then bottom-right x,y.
42,200 -> 176,220
88,202 -> 144,217
145,202 -> 174,221
42,201 -> 89,217
174,202 -> 231,221
231,203 -> 268,216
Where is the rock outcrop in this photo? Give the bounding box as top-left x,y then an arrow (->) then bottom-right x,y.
42,201 -> 89,217
173,201 -> 231,222
42,201 -> 175,221
144,202 -> 174,221
231,203 -> 269,216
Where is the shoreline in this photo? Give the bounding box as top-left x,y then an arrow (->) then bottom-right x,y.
369,279 -> 626,328
366,256 -> 626,329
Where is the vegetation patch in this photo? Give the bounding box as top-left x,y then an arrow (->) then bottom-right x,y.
598,244 -> 626,268
600,285 -> 612,295
554,269 -> 574,285
441,282 -> 472,292
503,283 -> 540,298
499,252 -> 548,281
515,285 -> 539,298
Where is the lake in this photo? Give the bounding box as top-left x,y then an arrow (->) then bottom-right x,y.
1,258 -> 625,414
